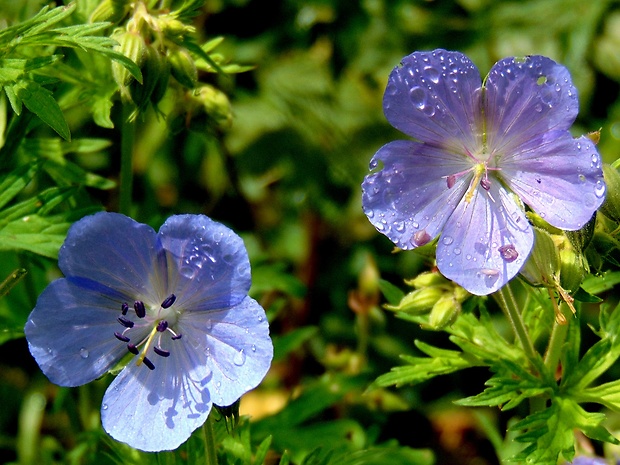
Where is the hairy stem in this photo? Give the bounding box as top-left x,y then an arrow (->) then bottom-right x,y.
495,283 -> 538,362
203,412 -> 218,465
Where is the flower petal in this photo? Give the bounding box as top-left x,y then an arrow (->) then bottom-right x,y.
500,133 -> 605,229
436,180 -> 534,295
101,339 -> 212,452
158,215 -> 252,311
362,140 -> 473,249
59,212 -> 164,300
179,296 -> 272,407
383,49 -> 483,154
25,279 -> 128,386
485,55 -> 578,155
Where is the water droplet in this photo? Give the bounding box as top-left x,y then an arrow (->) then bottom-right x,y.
79,348 -> 89,359
465,254 -> 472,260
233,349 -> 246,366
409,86 -> 426,108
453,247 -> 461,255
578,174 -> 586,183
251,344 -> 257,352
442,236 -> 454,245
595,180 -> 606,198
591,154 -> 601,169
425,66 -> 440,84
412,221 -> 419,229
102,404 -> 108,410
534,103 -> 542,112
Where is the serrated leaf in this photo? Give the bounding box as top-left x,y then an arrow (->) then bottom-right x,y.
374,344 -> 483,388
12,80 -> 70,140
576,379 -> 620,411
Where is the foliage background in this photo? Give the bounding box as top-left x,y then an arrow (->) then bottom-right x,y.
2,0 -> 620,464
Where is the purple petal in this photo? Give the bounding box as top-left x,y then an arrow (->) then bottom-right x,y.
362,140 -> 473,249
158,215 -> 251,311
500,133 -> 605,229
24,279 -> 131,386
436,180 -> 534,295
101,342 -> 212,452
58,212 -> 164,300
178,296 -> 272,407
383,49 -> 483,155
485,55 -> 578,156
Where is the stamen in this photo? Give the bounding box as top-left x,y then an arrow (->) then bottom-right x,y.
171,333 -> 183,340
121,302 -> 129,315
127,343 -> 139,354
465,164 -> 485,203
156,320 -> 169,332
142,357 -> 155,370
134,300 -> 146,318
118,316 -> 134,328
480,178 -> 491,191
154,346 -> 171,357
136,325 -> 159,367
161,294 -> 177,309
446,175 -> 456,189
114,332 -> 130,342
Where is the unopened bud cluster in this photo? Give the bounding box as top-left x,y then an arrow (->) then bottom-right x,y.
98,0 -> 233,126
385,271 -> 469,329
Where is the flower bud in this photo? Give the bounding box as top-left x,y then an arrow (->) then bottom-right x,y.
558,246 -> 587,294
519,226 -> 559,288
600,163 -> 620,223
168,47 -> 198,89
428,293 -> 460,329
384,286 -> 444,314
130,45 -> 169,110
405,271 -> 449,289
186,85 -> 233,131
89,0 -> 129,24
564,214 -> 596,253
112,30 -> 147,100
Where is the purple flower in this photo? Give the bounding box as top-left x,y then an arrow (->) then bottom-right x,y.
362,49 -> 605,295
24,212 -> 273,451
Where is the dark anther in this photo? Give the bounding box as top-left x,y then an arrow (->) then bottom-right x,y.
118,316 -> 134,328
143,357 -> 155,370
121,302 -> 129,315
154,346 -> 171,357
156,320 -> 169,332
172,333 -> 183,340
127,343 -> 139,354
114,332 -> 130,342
161,294 -> 177,309
480,178 -> 491,191
134,301 -> 146,318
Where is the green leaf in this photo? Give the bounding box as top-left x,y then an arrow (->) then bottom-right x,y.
373,340 -> 483,388
12,80 -> 70,140
581,271 -> 620,294
0,162 -> 39,210
378,279 -> 405,306
253,435 -> 272,465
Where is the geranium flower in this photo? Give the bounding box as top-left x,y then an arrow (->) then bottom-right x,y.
362,49 -> 605,295
25,212 -> 273,451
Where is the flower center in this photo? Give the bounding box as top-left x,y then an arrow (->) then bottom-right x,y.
113,294 -> 183,370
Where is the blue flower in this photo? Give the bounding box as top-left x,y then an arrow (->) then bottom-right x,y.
362,49 -> 605,295
25,212 -> 273,451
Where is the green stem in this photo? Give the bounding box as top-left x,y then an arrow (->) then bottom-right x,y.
203,412 -> 218,465
544,303 -> 570,374
119,106 -> 135,215
495,283 -> 537,361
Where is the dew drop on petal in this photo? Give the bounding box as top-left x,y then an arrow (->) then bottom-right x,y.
251,344 -> 257,352
79,348 -> 89,359
453,247 -> 461,255
102,404 -> 108,410
233,349 -> 246,366
409,86 -> 426,108
425,66 -> 440,84
442,236 -> 454,245
595,180 -> 606,198
578,174 -> 586,183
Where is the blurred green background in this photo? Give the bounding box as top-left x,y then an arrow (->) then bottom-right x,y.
2,0 -> 620,464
